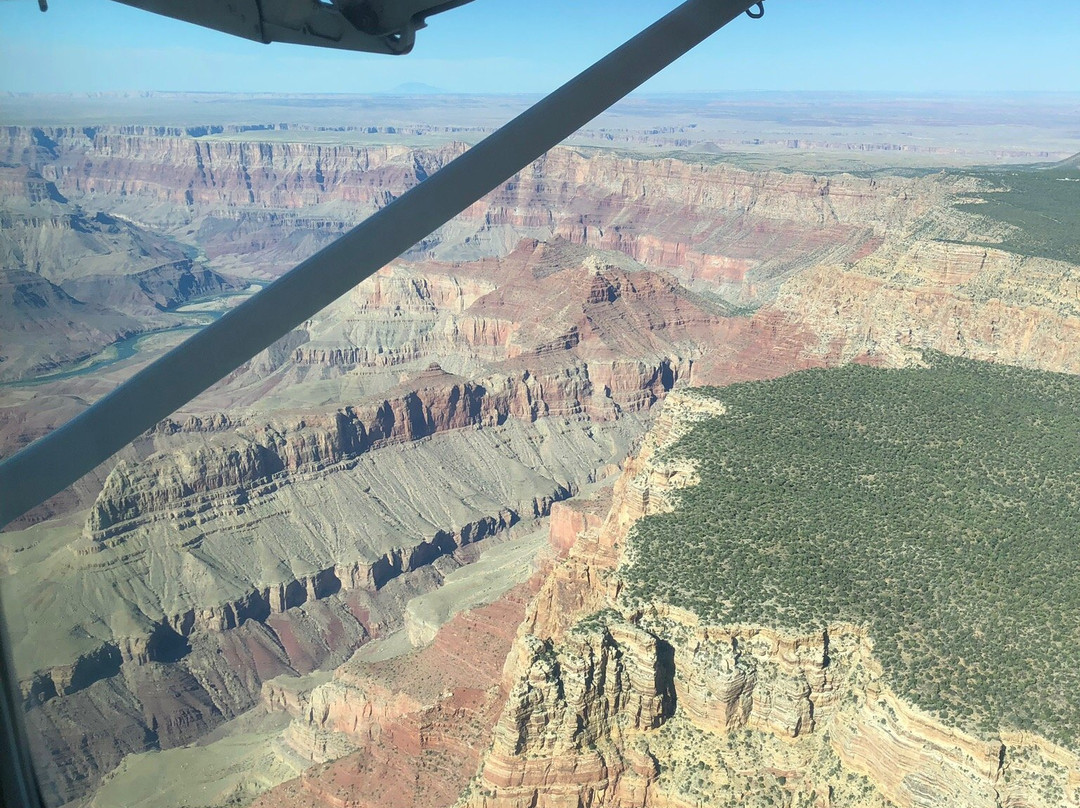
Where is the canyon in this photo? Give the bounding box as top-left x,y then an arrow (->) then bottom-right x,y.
0,101 -> 1078,808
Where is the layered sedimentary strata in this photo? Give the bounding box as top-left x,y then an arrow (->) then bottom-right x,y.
472,607 -> 1080,808
11,414 -> 636,683
464,393 -> 1080,808
24,570 -> 412,805
1,126 -> 928,291
4,121 -> 1080,808
773,240 -> 1080,374
2,227 -> 721,804
5,411 -> 640,804
251,581 -> 537,808
0,128 -> 458,211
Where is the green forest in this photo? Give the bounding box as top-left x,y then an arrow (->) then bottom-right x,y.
622,354 -> 1080,747
955,163 -> 1080,264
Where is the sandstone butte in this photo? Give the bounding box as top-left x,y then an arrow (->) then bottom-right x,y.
1,124 -> 1079,807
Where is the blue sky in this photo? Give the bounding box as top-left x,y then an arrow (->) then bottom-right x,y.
1,0 -> 1079,94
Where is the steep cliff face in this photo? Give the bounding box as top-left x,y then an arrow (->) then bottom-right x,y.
464,394 -> 1080,808
484,151 -> 921,304
62,239 -> 723,675
1,126 -> 465,273
1,126 -> 935,296
251,581 -> 537,808
9,124 -> 1056,395
469,621 -> 675,808
85,357 -> 674,538
5,125 -> 1068,371
472,608 -> 1080,808
3,226 -> 727,804
772,240 -> 1080,374
0,127 -> 461,214
8,410 -> 641,803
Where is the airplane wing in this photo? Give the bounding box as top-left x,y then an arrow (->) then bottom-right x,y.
110,0 -> 475,54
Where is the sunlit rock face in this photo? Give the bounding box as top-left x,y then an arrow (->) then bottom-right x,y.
462,393 -> 1080,808
4,229 -> 719,803
1,126 -> 917,290
772,241 -> 1080,374
470,611 -> 1079,808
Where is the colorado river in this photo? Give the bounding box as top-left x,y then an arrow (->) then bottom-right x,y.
1,285 -> 262,388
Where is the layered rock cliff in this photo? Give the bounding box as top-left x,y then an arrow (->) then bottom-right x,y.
772,240 -> 1080,374
463,393 -> 1080,808
3,224 -> 725,803
0,126 -> 933,297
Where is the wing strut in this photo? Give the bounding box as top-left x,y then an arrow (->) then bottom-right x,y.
0,0 -> 762,527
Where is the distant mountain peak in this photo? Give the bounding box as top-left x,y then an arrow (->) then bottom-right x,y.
1055,151 -> 1080,169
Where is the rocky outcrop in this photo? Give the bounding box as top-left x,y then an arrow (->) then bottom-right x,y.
6,119 -> 1080,808
471,619 -> 675,808
13,407 -> 640,805
84,366 -> 665,538
251,583 -> 536,808
8,234 -> 677,803
82,242 -> 713,540
472,603 -> 1080,808
464,393 -> 1080,808
548,495 -> 609,557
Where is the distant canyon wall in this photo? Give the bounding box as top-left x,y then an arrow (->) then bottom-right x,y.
1,125 -> 939,301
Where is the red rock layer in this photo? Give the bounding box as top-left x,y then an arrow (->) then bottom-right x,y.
251,581 -> 537,808
2,126 -> 924,294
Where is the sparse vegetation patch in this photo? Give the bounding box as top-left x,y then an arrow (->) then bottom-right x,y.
954,165 -> 1080,263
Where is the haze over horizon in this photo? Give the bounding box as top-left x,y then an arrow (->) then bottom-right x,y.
2,0 -> 1079,95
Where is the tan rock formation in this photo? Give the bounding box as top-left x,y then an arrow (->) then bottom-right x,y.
2,126 -> 933,292
772,240 -> 1080,374
464,394 -> 1080,808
